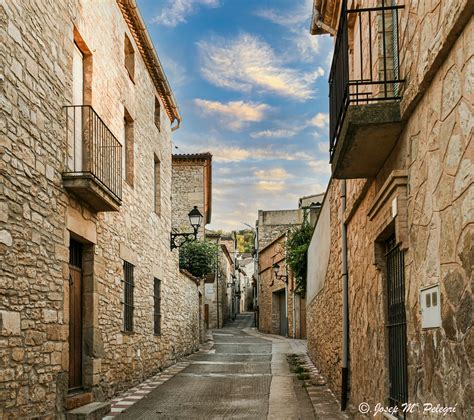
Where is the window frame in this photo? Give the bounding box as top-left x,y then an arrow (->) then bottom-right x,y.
154,96 -> 161,131
124,33 -> 135,82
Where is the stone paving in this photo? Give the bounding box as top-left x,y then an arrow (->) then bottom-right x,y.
102,313 -> 347,419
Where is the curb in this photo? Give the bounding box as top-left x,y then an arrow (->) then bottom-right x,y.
102,334 -> 215,418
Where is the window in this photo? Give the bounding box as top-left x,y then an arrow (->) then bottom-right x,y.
124,108 -> 134,186
154,156 -> 161,215
123,261 -> 134,332
124,34 -> 135,82
154,97 -> 161,130
153,278 -> 161,335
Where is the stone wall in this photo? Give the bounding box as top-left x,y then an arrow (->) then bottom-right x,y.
1,1 -> 200,417
307,1 -> 473,417
258,235 -> 304,338
257,209 -> 304,250
203,237 -> 233,329
343,10 -> 473,419
171,155 -> 211,238
306,180 -> 343,394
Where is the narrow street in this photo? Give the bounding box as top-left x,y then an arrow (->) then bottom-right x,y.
116,313 -> 315,419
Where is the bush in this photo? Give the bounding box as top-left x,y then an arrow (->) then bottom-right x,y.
179,240 -> 218,278
286,222 -> 313,297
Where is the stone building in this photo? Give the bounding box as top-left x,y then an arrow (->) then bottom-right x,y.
203,233 -> 235,329
256,196 -> 322,339
1,0 -> 202,417
308,0 -> 473,417
171,153 -> 212,237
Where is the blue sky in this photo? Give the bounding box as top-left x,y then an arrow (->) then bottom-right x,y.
137,0 -> 333,231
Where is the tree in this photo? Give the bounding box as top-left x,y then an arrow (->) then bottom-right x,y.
179,240 -> 218,278
286,222 -> 313,297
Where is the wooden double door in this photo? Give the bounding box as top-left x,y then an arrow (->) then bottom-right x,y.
69,239 -> 83,391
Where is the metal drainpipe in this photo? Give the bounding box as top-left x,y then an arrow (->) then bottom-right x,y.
216,235 -> 220,328
341,180 -> 349,410
292,289 -> 296,338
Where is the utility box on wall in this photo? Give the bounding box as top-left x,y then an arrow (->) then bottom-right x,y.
420,284 -> 441,329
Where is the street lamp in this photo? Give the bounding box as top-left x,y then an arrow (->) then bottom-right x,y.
170,206 -> 203,250
272,262 -> 288,283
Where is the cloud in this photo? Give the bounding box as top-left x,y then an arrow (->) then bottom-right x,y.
250,128 -> 299,139
308,112 -> 329,128
256,181 -> 286,191
255,0 -> 320,62
152,0 -> 220,27
308,159 -> 331,175
254,0 -> 312,27
194,99 -> 269,130
211,144 -> 313,163
197,33 -> 324,100
255,168 -> 290,181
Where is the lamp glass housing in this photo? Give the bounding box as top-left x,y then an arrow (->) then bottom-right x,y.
188,206 -> 203,229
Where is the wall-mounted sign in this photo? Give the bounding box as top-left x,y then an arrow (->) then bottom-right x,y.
420,284 -> 441,329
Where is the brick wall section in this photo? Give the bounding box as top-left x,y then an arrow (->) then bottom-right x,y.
0,1 -> 200,417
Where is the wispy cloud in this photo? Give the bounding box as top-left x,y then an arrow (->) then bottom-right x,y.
152,0 -> 220,27
255,0 -> 320,63
197,33 -> 324,100
308,112 -> 329,128
250,128 -> 299,139
194,99 -> 270,130
211,143 -> 313,163
255,168 -> 290,181
307,159 -> 331,175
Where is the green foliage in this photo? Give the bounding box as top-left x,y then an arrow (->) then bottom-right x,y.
237,229 -> 254,253
286,222 -> 313,297
179,240 -> 218,278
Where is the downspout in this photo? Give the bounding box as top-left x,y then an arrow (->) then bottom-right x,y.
341,180 -> 349,410
285,232 -> 289,337
216,235 -> 220,328
292,287 -> 296,339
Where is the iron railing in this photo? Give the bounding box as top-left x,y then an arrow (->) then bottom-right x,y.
328,0 -> 404,161
64,105 -> 122,201
386,236 -> 408,410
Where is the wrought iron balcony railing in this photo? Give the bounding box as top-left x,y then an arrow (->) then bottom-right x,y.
63,105 -> 122,203
329,0 -> 404,161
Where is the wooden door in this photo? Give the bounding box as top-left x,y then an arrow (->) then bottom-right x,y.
69,240 -> 83,391
204,304 -> 209,329
279,291 -> 287,337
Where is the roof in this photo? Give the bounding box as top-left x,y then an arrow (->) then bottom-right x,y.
117,0 -> 181,128
173,153 -> 212,161
310,0 -> 339,36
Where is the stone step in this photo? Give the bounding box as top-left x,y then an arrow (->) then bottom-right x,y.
65,392 -> 94,410
66,402 -> 111,420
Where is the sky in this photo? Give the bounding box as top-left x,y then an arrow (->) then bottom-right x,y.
137,0 -> 334,231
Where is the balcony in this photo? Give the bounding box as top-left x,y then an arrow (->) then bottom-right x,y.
62,106 -> 122,212
329,1 -> 404,179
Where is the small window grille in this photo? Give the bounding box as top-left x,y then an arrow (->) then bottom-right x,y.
123,261 -> 134,332
153,278 -> 161,335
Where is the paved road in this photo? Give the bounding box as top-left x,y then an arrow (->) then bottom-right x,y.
117,313 -> 315,419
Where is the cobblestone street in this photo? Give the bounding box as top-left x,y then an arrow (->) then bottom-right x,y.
110,313 -> 324,419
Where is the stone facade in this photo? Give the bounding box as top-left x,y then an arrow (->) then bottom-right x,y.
171,153 -> 212,237
1,1 -> 201,417
204,234 -> 234,329
308,0 -> 473,418
258,234 -> 305,339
